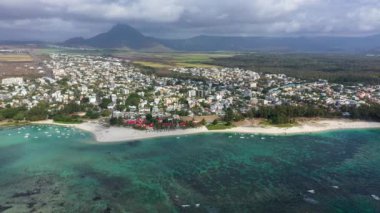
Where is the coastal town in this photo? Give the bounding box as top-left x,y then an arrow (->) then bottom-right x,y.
1,53 -> 380,130
3,2 -> 380,212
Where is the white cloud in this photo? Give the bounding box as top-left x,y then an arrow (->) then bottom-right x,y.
64,0 -> 184,22
0,0 -> 380,40
349,6 -> 380,32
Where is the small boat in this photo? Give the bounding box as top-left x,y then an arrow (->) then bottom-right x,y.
332,186 -> 339,189
303,197 -> 319,204
240,137 -> 245,139
181,205 -> 190,208
371,195 -> 380,201
307,189 -> 315,194
195,204 -> 200,207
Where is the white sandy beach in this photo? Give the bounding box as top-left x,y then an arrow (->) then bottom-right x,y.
32,120 -> 209,142
32,119 -> 380,143
214,119 -> 380,135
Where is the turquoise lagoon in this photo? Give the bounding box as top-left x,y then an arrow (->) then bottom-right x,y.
0,125 -> 380,212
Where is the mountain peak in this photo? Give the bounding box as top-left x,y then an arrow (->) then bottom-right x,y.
108,24 -> 142,36
64,23 -> 160,49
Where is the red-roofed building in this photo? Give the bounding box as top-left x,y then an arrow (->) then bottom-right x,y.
179,122 -> 187,127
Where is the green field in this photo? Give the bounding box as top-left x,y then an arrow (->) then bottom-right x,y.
207,122 -> 234,130
133,61 -> 172,68
125,52 -> 234,68
36,47 -> 235,69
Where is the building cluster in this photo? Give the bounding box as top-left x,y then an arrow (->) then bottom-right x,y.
1,54 -> 380,121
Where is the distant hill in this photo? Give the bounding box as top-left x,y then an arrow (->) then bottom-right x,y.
63,37 -> 86,46
63,24 -> 380,53
64,24 -> 163,50
158,35 -> 380,53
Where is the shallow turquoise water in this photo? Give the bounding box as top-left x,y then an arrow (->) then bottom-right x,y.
0,125 -> 380,212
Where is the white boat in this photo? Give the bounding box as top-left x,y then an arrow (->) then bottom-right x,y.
307,189 -> 315,194
371,195 -> 380,200
303,197 -> 319,204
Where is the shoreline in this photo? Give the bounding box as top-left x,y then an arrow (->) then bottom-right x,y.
27,119 -> 380,143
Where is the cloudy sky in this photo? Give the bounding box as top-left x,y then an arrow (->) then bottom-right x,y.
0,0 -> 379,41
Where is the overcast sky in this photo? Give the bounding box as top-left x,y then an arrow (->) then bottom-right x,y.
0,0 -> 380,41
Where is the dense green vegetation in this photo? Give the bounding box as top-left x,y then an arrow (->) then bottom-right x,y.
0,102 -> 49,122
125,93 -> 141,110
241,103 -> 380,125
99,98 -> 112,109
85,110 -> 101,119
109,117 -> 124,126
210,53 -> 380,84
206,111 -> 236,130
342,104 -> 380,121
53,114 -> 83,124
245,105 -> 334,124
27,102 -> 50,121
0,101 -> 106,124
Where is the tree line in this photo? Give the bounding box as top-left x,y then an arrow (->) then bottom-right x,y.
239,105 -> 334,124
209,53 -> 380,84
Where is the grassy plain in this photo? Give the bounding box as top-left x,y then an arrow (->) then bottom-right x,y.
36,47 -> 235,68
0,54 -> 33,62
133,61 -> 172,68
259,120 -> 299,128
210,53 -> 380,84
126,52 -> 234,68
207,122 -> 234,130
